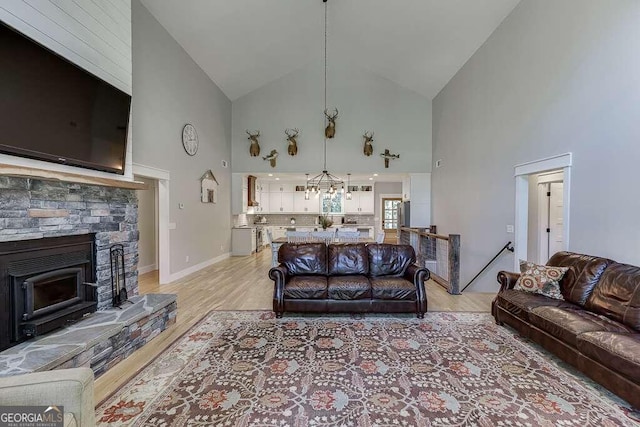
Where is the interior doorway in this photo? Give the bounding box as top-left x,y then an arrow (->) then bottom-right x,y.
382,198 -> 402,242
135,176 -> 158,275
527,171 -> 564,264
132,163 -> 170,284
514,153 -> 572,269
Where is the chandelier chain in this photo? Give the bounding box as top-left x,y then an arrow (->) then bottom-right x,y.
323,0 -> 328,170
307,0 -> 343,197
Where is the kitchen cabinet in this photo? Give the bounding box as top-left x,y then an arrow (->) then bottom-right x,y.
268,191 -> 294,213
254,179 -> 269,213
293,192 -> 320,213
270,227 -> 287,240
232,227 -> 256,256
231,173 -> 248,214
269,183 -> 295,193
345,191 -> 374,214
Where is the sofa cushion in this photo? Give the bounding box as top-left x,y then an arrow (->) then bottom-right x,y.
585,262 -> 640,331
370,277 -> 416,300
495,289 -> 580,322
547,251 -> 613,306
367,244 -> 415,277
577,332 -> 640,383
327,276 -> 371,300
528,306 -> 634,347
514,260 -> 568,300
328,244 -> 369,276
279,243 -> 327,276
284,276 -> 328,299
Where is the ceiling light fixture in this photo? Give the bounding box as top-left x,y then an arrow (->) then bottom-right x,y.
304,173 -> 310,200
345,173 -> 352,200
307,0 -> 343,198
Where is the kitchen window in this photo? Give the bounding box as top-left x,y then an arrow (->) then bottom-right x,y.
322,192 -> 344,214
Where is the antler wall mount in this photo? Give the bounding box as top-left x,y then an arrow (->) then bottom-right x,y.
363,131 -> 374,156
285,128 -> 300,156
246,130 -> 261,156
324,108 -> 338,139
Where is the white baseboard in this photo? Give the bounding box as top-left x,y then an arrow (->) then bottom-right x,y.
169,252 -> 231,283
138,263 -> 158,275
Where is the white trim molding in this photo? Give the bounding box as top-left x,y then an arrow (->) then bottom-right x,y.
514,153 -> 572,270
169,253 -> 231,283
138,264 -> 158,275
514,153 -> 572,177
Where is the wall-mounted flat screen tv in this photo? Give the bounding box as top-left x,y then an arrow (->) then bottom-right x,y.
0,23 -> 131,175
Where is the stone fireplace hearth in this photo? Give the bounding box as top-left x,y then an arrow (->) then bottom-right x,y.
0,175 -> 177,378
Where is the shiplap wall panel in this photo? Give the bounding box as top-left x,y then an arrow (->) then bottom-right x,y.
55,0 -> 131,59
0,0 -> 131,94
0,0 -> 133,179
75,0 -> 131,44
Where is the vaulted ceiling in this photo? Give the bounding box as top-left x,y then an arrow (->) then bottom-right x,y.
140,0 -> 520,101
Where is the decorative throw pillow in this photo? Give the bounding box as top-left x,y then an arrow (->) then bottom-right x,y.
514,260 -> 568,300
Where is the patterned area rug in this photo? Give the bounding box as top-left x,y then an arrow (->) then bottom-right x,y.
97,311 -> 637,426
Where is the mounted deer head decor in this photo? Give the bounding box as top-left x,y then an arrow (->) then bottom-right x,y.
363,131 -> 374,156
246,130 -> 261,156
324,108 -> 338,139
285,128 -> 299,156
263,149 -> 279,168
380,149 -> 400,168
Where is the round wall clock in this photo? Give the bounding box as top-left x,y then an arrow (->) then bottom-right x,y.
182,124 -> 199,156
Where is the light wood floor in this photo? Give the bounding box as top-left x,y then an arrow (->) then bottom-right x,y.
94,249 -> 496,403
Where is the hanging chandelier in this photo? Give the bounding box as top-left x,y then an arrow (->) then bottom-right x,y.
306,0 -> 343,200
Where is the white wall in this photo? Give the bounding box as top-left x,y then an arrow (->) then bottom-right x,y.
0,0 -> 134,180
132,0 -> 232,275
432,0 -> 640,291
232,62 -> 431,174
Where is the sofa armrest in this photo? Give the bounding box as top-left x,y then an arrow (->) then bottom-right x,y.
269,265 -> 289,317
0,367 -> 95,427
497,271 -> 520,292
405,264 -> 430,316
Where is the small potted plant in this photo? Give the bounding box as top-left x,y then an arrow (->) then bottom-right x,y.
319,214 -> 333,230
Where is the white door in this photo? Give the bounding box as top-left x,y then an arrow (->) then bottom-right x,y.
548,182 -> 564,257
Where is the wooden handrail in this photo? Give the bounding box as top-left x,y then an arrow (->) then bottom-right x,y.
400,227 -> 449,241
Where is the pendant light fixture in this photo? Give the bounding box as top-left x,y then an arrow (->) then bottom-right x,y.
307,0 -> 343,198
345,173 -> 352,200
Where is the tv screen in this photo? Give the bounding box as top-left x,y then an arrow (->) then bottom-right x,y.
0,23 -> 131,175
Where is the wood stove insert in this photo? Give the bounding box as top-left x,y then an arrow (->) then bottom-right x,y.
0,234 -> 97,351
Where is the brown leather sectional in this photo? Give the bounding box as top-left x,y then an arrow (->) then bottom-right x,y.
269,243 -> 429,318
492,251 -> 640,408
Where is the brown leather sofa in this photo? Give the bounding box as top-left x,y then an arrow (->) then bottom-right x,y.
492,251 -> 640,408
269,243 -> 429,318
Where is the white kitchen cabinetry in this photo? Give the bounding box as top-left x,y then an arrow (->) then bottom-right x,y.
270,227 -> 287,240
408,173 -> 431,227
269,191 -> 294,213
267,182 -> 295,213
231,173 -> 248,214
293,192 -> 320,213
232,227 -> 256,256
254,179 -> 269,213
269,183 -> 295,193
345,191 -> 374,214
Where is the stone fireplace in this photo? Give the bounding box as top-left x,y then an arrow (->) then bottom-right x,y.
0,177 -> 139,344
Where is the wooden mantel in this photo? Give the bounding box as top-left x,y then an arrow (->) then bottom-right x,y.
0,163 -> 147,190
